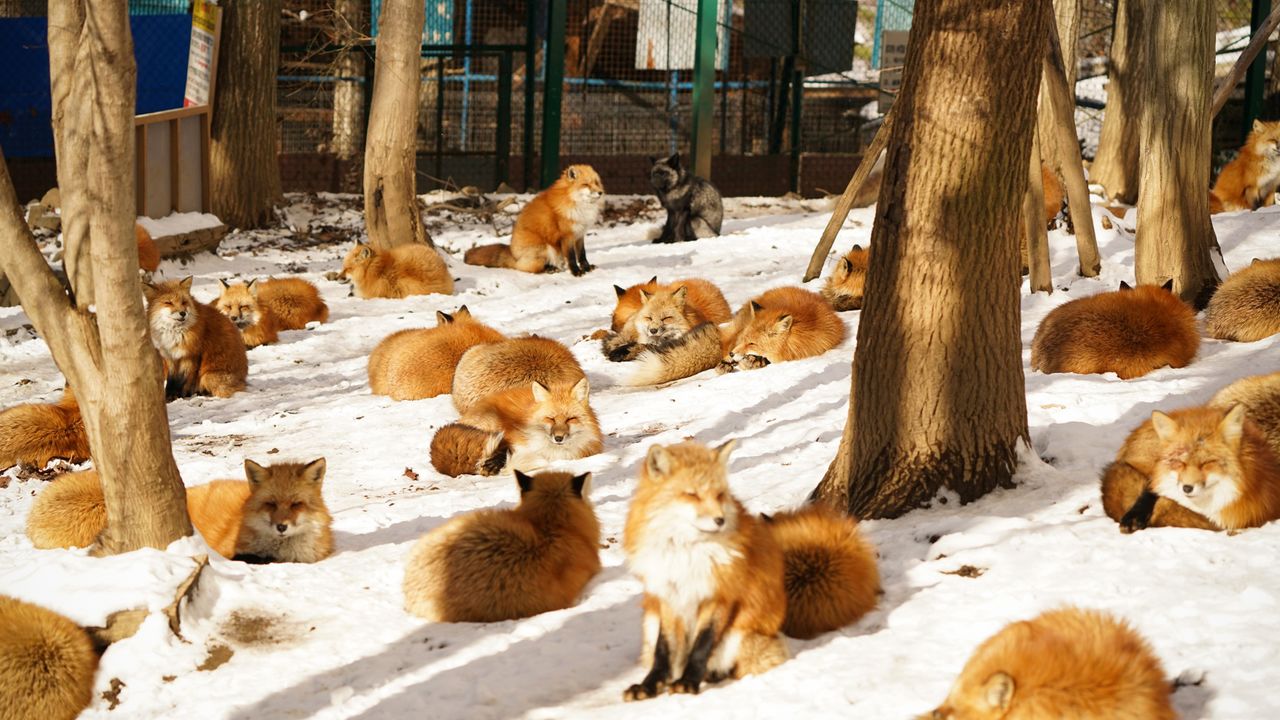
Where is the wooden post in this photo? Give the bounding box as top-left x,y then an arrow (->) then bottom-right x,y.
1025,130 -> 1052,293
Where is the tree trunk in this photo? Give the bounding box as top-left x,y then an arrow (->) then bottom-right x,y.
0,2 -> 191,554
210,0 -> 283,229
1092,0 -> 1142,203
811,0 -> 1039,518
1035,0 -> 1080,181
331,0 -> 366,161
1134,0 -> 1219,305
364,0 -> 433,249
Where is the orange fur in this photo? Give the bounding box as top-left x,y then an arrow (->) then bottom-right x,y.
145,277 -> 248,398
341,242 -> 454,298
623,441 -> 788,700
451,336 -> 585,414
603,278 -> 731,366
1210,119 -> 1280,213
27,460 -> 333,562
609,277 -> 732,332
135,223 -> 160,272
464,165 -> 604,276
0,595 -> 98,720
922,608 -> 1174,720
720,287 -> 845,372
0,386 -> 89,470
820,245 -> 869,312
1030,283 -> 1198,379
1211,371 -> 1280,455
1102,405 -> 1280,532
403,470 -> 601,621
216,277 -> 328,348
767,506 -> 879,639
1041,163 -> 1064,224
1204,258 -> 1280,341
369,306 -> 505,400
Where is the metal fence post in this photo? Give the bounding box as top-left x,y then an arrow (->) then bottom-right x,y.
1245,0 -> 1271,141
539,0 -> 567,187
497,51 -> 513,188
524,0 -> 538,190
691,0 -> 718,179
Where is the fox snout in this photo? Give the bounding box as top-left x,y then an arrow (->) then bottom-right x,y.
275,522 -> 290,534
648,326 -> 661,336
1182,483 -> 1200,497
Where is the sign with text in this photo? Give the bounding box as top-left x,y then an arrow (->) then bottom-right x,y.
183,1 -> 221,107
878,29 -> 908,114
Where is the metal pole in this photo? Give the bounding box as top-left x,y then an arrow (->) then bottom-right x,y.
539,0 -> 567,188
523,0 -> 537,190
790,66 -> 802,193
691,0 -> 718,178
497,51 -> 513,188
1245,0 -> 1272,141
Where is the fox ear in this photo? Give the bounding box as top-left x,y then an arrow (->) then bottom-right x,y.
646,445 -> 673,477
244,459 -> 268,485
1219,404 -> 1247,448
219,278 -> 230,289
981,672 -> 1015,711
571,472 -> 592,498
1150,411 -> 1179,442
436,310 -> 454,325
246,279 -> 259,297
531,382 -> 551,402
851,244 -> 863,252
302,457 -> 327,485
667,153 -> 681,169
638,289 -> 650,304
837,257 -> 853,275
747,301 -> 762,319
142,281 -> 160,300
648,275 -> 658,285
515,470 -> 535,493
1254,118 -> 1265,133
773,315 -> 794,333
1118,281 -> 1133,291
454,305 -> 471,320
1253,257 -> 1264,266
179,276 -> 194,291
1160,278 -> 1175,292
614,284 -> 627,299
672,286 -> 688,303
713,438 -> 737,467
358,244 -> 373,259
571,377 -> 590,401
566,166 -> 579,181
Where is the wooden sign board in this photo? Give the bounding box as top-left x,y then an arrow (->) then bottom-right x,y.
878,29 -> 908,114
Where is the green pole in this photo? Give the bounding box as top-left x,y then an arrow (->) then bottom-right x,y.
691,0 -> 718,179
1244,0 -> 1271,142
539,0 -> 567,188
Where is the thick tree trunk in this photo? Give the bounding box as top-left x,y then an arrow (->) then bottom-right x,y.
1134,0 -> 1219,305
331,0 -> 366,161
1092,0 -> 1142,203
364,0 -> 432,248
0,2 -> 191,555
812,0 -> 1038,518
210,0 -> 283,229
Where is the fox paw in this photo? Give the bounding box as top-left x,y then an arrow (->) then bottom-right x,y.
623,682 -> 664,702
668,679 -> 701,695
1119,510 -> 1149,534
739,355 -> 771,370
715,359 -> 738,375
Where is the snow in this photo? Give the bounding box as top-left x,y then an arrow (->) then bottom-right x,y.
3,192 -> 1280,718
137,211 -> 225,238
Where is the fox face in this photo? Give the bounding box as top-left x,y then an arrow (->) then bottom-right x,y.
242,457 -> 327,540
527,378 -> 593,448
641,440 -> 740,537
729,303 -> 793,363
1148,406 -> 1245,514
634,286 -> 694,344
340,242 -> 376,279
1247,119 -> 1280,159
563,165 -> 605,205
920,671 -> 1016,720
215,279 -> 262,329
648,153 -> 685,192
823,246 -> 868,311
144,277 -> 198,356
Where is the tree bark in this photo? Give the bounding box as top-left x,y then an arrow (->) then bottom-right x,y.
1134,0 -> 1220,305
364,0 -> 433,249
1025,129 -> 1052,293
331,0 -> 366,161
1092,0 -> 1142,203
210,0 -> 284,229
1034,0 -> 1080,182
811,0 -> 1038,518
0,2 -> 191,554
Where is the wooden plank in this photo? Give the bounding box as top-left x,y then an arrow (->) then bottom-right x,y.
169,118 -> 181,214
199,111 -> 211,213
136,124 -> 148,217
135,105 -> 208,125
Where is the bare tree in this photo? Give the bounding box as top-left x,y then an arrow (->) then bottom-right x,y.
331,0 -> 366,162
0,2 -> 190,554
812,0 -> 1040,518
1092,0 -> 1143,203
1035,0 -> 1081,181
210,0 -> 284,229
1134,0 -> 1219,304
364,0 -> 433,248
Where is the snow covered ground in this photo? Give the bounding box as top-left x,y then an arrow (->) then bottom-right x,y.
2,192 -> 1280,718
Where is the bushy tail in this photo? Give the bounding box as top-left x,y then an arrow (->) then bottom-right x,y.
464,243 -> 516,269
26,471 -> 107,550
135,223 -> 160,272
627,323 -> 723,386
768,505 -> 880,639
0,596 -> 98,720
430,423 -> 509,477
0,397 -> 90,470
1099,461 -> 1218,530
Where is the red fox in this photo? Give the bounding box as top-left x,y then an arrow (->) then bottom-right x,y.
602,280 -> 732,363
1210,119 -> 1280,213
0,385 -> 89,470
430,378 -> 603,476
765,505 -> 880,639
718,287 -> 845,373
368,306 -> 505,400
215,277 -> 328,347
610,276 -> 660,332
341,241 -> 454,298
450,336 -> 585,414
920,607 -> 1175,720
403,470 -> 600,622
1030,280 -> 1198,379
0,595 -> 97,720
26,459 -> 333,562
464,165 -> 605,276
1204,258 -> 1280,341
1103,405 -> 1280,533
135,222 -> 160,272
623,440 -> 788,700
144,277 -> 248,399
820,245 -> 869,312
1211,371 -> 1280,455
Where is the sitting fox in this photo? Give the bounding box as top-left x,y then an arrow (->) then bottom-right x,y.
1210,119 -> 1280,213
145,277 -> 248,399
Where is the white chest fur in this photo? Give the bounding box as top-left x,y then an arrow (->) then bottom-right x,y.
149,313 -> 193,360
629,528 -> 738,633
